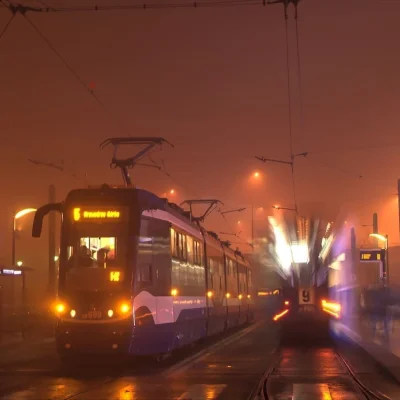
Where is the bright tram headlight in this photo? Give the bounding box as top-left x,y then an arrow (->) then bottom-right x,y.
119,302 -> 130,314
54,302 -> 66,314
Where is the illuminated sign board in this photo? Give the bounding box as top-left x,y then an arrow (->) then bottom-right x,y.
0,269 -> 22,275
73,208 -> 121,222
257,289 -> 280,297
360,249 -> 385,262
109,271 -> 120,282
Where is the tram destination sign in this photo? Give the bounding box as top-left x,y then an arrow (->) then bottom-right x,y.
360,249 -> 385,262
72,207 -> 126,222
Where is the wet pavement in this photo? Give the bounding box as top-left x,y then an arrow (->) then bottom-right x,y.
0,321 -> 279,399
3,321 -> 400,399
267,347 -> 367,399
267,336 -> 400,400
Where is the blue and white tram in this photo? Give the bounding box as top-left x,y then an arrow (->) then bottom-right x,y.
32,184 -> 253,359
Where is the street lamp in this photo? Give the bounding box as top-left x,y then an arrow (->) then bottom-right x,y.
12,208 -> 37,266
369,233 -> 389,284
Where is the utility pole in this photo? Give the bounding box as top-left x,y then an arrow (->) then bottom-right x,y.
251,204 -> 254,250
372,213 -> 378,234
398,179 -> 400,238
48,184 -> 56,296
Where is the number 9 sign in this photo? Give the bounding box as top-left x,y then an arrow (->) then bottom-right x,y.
299,287 -> 314,305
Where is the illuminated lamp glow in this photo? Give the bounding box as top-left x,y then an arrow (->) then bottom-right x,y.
290,242 -> 309,264
120,303 -> 130,314
321,300 -> 341,318
15,208 -> 37,219
268,217 -> 292,272
171,288 -> 178,296
55,302 -> 66,314
273,309 -> 289,321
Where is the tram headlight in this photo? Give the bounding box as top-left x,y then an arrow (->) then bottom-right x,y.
70,309 -> 76,318
119,302 -> 130,314
54,302 -> 67,315
108,309 -> 114,318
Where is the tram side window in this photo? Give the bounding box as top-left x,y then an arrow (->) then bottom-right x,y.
193,240 -> 202,265
248,270 -> 252,292
186,236 -> 194,264
180,234 -> 187,261
208,258 -> 214,290
170,228 -> 177,257
170,228 -> 188,262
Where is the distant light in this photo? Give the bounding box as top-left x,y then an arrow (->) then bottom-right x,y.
170,189 -> 175,195
15,208 -> 37,220
237,220 -> 241,224
16,261 -> 23,267
253,172 -> 260,178
54,256 -> 59,262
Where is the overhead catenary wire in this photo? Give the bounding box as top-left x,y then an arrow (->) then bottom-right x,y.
0,8 -> 15,40
21,12 -> 129,135
294,2 -> 304,140
283,4 -> 298,213
1,0 -> 269,13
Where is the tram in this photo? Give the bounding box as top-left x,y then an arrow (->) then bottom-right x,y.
32,185 -> 253,359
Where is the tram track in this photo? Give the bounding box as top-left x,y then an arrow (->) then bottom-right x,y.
250,344 -> 394,400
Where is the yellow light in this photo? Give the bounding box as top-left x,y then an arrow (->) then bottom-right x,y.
170,189 -> 175,194
171,288 -> 178,296
254,172 -> 260,178
73,207 -> 81,221
238,294 -> 243,300
120,303 -> 130,314
258,291 -> 269,296
70,309 -> 76,318
273,309 -> 289,321
247,294 -> 251,299
110,271 -> 120,282
207,291 -> 213,298
108,309 -> 114,317
369,233 -> 388,242
226,293 -> 231,298
16,261 -> 23,267
284,300 -> 289,306
321,299 -> 341,313
55,302 -> 66,314
15,208 -> 37,220
73,208 -> 121,221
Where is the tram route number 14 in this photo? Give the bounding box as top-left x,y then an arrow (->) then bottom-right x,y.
299,287 -> 314,305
